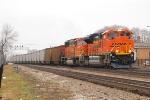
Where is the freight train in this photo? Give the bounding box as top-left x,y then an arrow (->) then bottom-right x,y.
9,29 -> 136,68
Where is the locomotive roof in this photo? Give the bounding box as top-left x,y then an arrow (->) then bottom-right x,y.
101,29 -> 131,35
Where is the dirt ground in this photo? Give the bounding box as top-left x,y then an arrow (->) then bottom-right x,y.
19,65 -> 150,100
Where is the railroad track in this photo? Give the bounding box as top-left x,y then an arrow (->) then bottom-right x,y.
29,64 -> 150,78
25,64 -> 150,79
21,64 -> 150,97
80,67 -> 150,78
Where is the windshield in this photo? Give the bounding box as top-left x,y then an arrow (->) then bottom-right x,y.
108,32 -> 118,37
121,32 -> 130,36
108,32 -> 118,40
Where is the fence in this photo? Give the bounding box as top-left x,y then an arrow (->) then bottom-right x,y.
135,59 -> 150,66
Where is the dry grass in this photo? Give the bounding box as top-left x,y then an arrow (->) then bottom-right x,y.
0,64 -> 43,100
0,64 -> 72,100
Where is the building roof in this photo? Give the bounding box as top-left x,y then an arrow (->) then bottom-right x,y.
135,43 -> 150,48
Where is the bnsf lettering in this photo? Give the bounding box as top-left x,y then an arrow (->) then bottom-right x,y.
112,43 -> 131,45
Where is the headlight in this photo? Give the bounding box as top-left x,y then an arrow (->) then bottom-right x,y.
128,50 -> 131,53
116,50 -> 119,53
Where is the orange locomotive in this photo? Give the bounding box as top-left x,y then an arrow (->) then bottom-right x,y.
62,29 -> 136,68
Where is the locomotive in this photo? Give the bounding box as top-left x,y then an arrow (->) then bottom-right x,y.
62,29 -> 135,68
9,29 -> 136,69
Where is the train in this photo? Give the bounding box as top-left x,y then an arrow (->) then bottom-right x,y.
9,29 -> 136,68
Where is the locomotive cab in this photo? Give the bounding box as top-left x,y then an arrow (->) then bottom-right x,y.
105,29 -> 135,68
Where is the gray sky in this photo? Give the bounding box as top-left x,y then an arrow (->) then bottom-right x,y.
0,0 -> 150,53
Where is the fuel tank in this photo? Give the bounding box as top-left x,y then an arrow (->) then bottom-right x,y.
66,60 -> 74,65
89,56 -> 100,66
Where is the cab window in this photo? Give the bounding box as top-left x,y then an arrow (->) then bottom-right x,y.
78,41 -> 86,45
108,32 -> 118,40
121,32 -> 130,36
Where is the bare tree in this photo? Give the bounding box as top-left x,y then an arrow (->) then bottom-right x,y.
146,30 -> 150,43
0,24 -> 18,88
131,27 -> 150,43
130,27 -> 140,42
1,24 -> 18,62
1,24 -> 18,53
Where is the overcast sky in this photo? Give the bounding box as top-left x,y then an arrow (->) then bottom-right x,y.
0,0 -> 150,53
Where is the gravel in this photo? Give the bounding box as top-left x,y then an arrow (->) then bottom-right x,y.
19,65 -> 150,100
